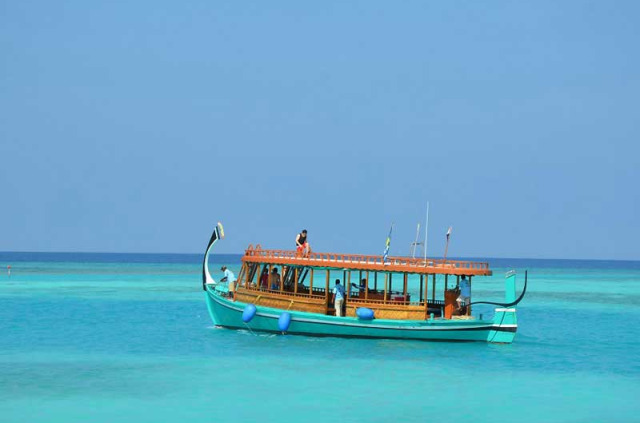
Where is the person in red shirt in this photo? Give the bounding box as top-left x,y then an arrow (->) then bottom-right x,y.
259,267 -> 269,290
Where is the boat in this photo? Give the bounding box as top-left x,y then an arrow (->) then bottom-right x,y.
202,222 -> 527,343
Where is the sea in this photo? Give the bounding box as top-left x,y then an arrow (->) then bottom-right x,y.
1,252 -> 639,423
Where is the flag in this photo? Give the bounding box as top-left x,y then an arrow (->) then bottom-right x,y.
383,224 -> 393,263
443,226 -> 452,260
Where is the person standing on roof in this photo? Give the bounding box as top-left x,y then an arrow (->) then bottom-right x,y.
295,229 -> 310,257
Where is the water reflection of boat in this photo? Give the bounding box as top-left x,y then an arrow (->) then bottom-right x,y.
202,223 -> 527,343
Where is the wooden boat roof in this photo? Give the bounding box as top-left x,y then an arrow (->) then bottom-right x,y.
241,245 -> 492,276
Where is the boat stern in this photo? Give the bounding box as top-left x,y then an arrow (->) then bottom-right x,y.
488,271 -> 519,343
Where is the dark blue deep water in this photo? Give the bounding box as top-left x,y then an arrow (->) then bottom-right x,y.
1,253 -> 639,423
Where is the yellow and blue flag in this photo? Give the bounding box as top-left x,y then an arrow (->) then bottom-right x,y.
383,224 -> 393,263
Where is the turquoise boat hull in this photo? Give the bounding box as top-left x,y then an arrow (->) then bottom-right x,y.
205,287 -> 518,343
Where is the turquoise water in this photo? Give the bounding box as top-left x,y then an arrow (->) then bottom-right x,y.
1,253 -> 639,423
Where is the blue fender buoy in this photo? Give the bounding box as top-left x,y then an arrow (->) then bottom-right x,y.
278,312 -> 291,332
356,307 -> 375,320
242,304 -> 257,323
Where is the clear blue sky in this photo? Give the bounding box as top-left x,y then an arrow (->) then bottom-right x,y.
1,1 -> 638,260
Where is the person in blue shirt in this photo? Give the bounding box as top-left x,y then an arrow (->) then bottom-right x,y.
220,266 -> 237,298
332,279 -> 346,317
456,276 -> 471,315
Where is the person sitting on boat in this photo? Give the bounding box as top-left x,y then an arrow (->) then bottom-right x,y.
351,278 -> 367,295
456,276 -> 471,315
259,267 -> 269,290
270,267 -> 281,291
220,266 -> 237,298
295,229 -> 310,257
332,279 -> 346,317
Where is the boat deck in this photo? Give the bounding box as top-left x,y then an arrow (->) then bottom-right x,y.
242,245 -> 492,276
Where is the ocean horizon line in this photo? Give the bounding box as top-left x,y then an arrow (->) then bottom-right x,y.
0,250 -> 638,264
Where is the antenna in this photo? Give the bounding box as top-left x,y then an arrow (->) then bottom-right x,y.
409,223 -> 424,258
424,201 -> 429,263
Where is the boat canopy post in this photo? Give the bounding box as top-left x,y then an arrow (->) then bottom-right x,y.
432,274 -> 436,303
423,274 -> 429,309
468,275 -> 473,315
384,273 -> 388,304
238,263 -> 245,287
309,268 -> 314,296
244,264 -> 250,288
419,275 -> 424,303
403,273 -> 408,303
365,271 -> 369,300
237,264 -> 246,287
294,267 -> 299,294
344,270 -> 348,299
325,270 -> 330,305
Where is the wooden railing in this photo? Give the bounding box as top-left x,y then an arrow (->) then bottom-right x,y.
242,283 -> 326,300
242,245 -> 490,273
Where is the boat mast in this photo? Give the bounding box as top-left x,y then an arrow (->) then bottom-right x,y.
410,223 -> 421,258
424,201 -> 429,263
